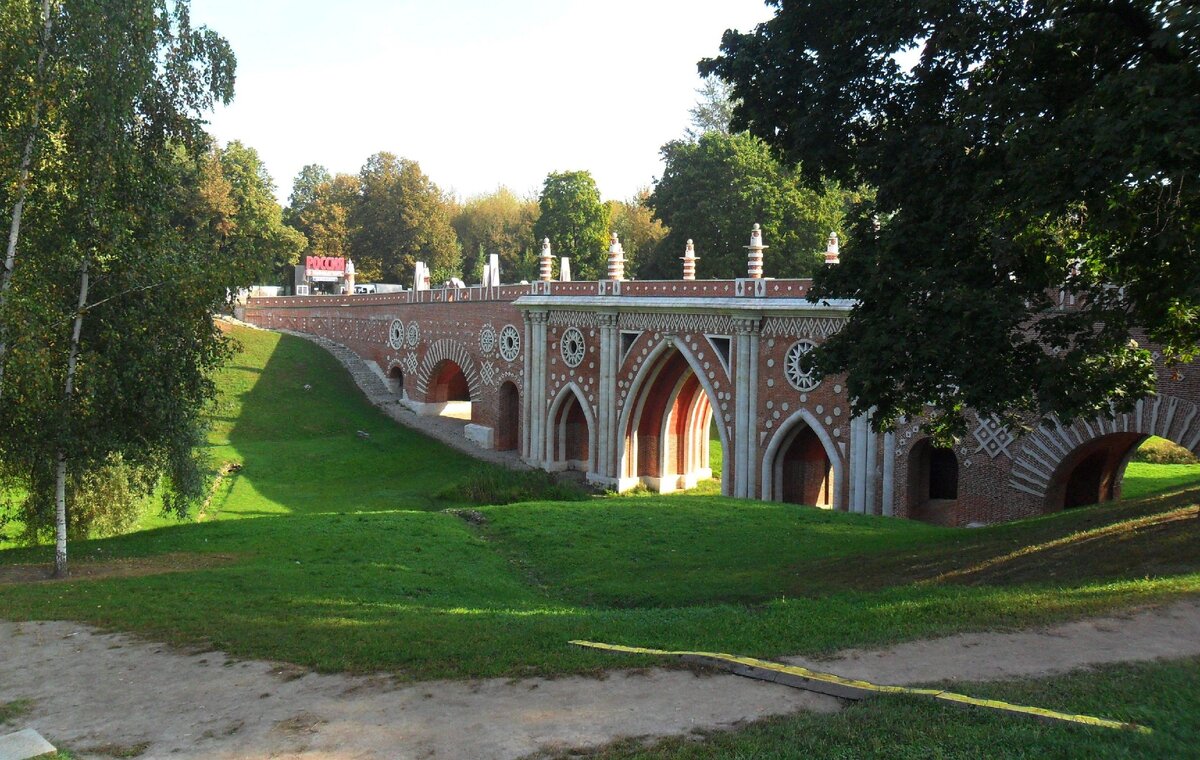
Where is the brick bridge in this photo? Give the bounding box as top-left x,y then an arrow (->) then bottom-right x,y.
241,239 -> 1200,525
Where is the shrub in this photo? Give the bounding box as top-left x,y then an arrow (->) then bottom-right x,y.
436,468 -> 590,506
1133,437 -> 1199,465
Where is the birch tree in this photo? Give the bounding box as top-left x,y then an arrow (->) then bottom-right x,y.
0,0 -> 237,577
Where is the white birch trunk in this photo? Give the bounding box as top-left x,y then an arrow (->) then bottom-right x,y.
0,0 -> 55,399
54,253 -> 88,578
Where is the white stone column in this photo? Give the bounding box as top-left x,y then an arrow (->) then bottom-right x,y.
596,312 -> 619,482
526,311 -> 549,467
732,316 -> 761,499
882,431 -> 896,516
849,413 -> 876,514
521,312 -> 533,459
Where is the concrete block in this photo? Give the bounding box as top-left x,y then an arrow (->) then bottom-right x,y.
464,424 -> 494,449
0,728 -> 56,760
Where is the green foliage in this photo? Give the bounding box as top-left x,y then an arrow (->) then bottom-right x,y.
644,132 -> 848,279
349,152 -> 460,284
284,167 -> 358,262
1132,436 -> 1199,465
14,453 -> 155,543
606,189 -> 666,278
703,1 -> 1200,434
216,140 -> 306,284
452,187 -> 540,283
533,170 -> 610,280
434,467 -> 590,506
685,74 -> 736,139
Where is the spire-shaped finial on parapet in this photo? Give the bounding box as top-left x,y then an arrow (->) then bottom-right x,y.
680,239 -> 699,280
607,232 -> 625,282
539,238 -> 553,282
560,257 -> 572,282
824,231 -> 840,265
745,223 -> 767,279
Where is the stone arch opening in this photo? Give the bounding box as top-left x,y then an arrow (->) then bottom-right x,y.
1045,432 -> 1147,510
548,385 -> 593,472
425,359 -> 472,420
762,411 -> 841,509
906,438 -> 959,523
497,381 -> 520,452
387,365 -> 405,398
620,345 -> 726,493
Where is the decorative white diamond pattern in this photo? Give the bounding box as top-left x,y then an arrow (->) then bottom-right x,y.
499,324 -> 521,362
388,320 -> 405,349
479,324 -> 497,355
402,352 -> 419,376
973,415 -> 1014,459
784,340 -> 820,392
561,327 -> 585,368
479,360 -> 498,386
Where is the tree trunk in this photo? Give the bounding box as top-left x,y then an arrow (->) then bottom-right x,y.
53,253 -> 89,579
0,0 -> 55,400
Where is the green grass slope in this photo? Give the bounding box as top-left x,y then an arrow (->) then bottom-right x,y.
204,326 -> 489,517
0,324 -> 1197,683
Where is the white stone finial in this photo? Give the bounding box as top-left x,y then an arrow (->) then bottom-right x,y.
607,232 -> 625,281
560,257 -> 572,282
824,231 -> 840,265
680,239 -> 699,280
539,238 -> 553,282
745,223 -> 767,279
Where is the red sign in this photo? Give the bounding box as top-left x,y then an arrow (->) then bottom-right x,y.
306,256 -> 345,273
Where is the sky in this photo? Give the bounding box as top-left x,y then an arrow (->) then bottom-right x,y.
188,0 -> 778,206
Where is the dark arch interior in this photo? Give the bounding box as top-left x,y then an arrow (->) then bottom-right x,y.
497,382 -> 519,451
929,447 -> 959,500
387,365 -> 404,396
780,424 -> 832,507
1047,432 -> 1145,511
555,392 -> 590,469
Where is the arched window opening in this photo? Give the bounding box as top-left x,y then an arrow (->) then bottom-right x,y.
387,365 -> 405,398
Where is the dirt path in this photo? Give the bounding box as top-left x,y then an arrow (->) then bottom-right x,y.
3,600 -> 1198,759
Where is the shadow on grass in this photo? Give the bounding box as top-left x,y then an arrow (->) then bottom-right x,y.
207,329 -> 496,518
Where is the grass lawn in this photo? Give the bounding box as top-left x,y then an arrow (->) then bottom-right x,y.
0,325 -> 1198,685
579,657 -> 1200,759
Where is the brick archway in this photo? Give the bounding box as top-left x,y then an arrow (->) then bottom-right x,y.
616,337 -> 730,494
761,409 -> 843,510
546,383 -> 596,473
1009,394 -> 1200,509
415,339 -> 480,403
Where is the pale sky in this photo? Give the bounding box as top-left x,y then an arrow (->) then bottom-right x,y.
188,0 -> 777,206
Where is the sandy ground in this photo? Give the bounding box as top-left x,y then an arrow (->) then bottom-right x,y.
3,600 -> 1199,759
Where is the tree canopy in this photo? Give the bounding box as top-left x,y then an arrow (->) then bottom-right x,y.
644,131 -> 845,280
533,171 -> 610,281
452,187 -> 539,283
703,0 -> 1200,435
349,152 -> 460,284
